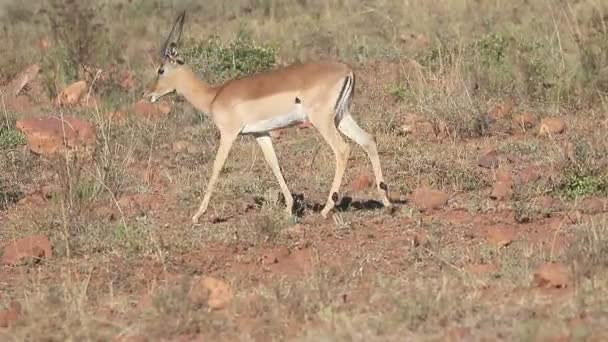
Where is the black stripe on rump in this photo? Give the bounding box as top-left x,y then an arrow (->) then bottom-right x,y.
334,74 -> 354,124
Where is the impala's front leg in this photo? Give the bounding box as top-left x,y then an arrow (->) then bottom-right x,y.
192,133 -> 238,224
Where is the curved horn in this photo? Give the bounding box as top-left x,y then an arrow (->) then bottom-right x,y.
160,10 -> 186,58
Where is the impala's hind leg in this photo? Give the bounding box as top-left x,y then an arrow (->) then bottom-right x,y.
255,134 -> 294,215
338,113 -> 391,206
312,114 -> 351,218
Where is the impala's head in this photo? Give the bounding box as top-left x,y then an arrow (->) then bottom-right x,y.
144,11 -> 187,103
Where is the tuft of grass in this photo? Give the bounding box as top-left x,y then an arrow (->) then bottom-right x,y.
0,127 -> 26,149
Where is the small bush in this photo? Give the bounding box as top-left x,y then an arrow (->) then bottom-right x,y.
181,30 -> 278,84
0,128 -> 26,149
555,137 -> 608,200
39,0 -> 117,96
559,172 -> 606,200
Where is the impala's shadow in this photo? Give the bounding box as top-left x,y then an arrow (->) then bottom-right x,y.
253,193 -> 407,217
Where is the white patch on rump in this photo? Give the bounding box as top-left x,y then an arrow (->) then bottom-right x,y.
240,100 -> 308,134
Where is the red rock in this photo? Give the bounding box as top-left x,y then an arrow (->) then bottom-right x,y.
539,117 -> 567,136
579,197 -> 606,214
1,234 -> 52,266
350,173 -> 374,192
132,100 -> 171,121
478,149 -> 500,169
54,81 -> 87,107
15,116 -> 97,156
495,168 -> 513,183
485,226 -> 515,247
410,188 -> 449,212
518,165 -> 541,184
534,262 -> 570,288
188,276 -> 233,310
490,181 -> 513,201
0,301 -> 21,327
399,113 -> 435,137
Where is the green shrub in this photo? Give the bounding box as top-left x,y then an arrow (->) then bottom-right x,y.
559,171 -> 606,200
0,128 -> 26,149
181,30 -> 278,84
555,137 -> 608,200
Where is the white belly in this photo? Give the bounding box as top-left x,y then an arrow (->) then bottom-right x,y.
240,102 -> 307,134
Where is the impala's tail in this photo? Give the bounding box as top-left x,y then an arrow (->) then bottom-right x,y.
334,72 -> 355,126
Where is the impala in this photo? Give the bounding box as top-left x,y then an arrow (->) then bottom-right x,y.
144,11 -> 392,224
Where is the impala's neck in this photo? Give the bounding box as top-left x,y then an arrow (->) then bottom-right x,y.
175,67 -> 217,115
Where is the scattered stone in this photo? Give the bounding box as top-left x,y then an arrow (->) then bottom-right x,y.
349,173 -> 374,192
478,149 -> 500,169
495,168 -> 513,183
132,99 -> 171,121
0,301 -> 21,328
485,226 -> 515,247
410,188 -> 449,212
533,262 -> 570,288
512,112 -> 538,131
539,117 -> 567,136
518,165 -> 541,184
54,80 -> 88,107
490,181 -> 513,201
399,113 -> 435,138
1,234 -> 53,266
578,197 -> 606,214
15,116 -> 97,156
188,276 -> 233,310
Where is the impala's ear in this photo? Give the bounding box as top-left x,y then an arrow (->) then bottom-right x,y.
160,11 -> 186,60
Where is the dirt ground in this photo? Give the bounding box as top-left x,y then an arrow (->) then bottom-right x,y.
1,1 -> 608,341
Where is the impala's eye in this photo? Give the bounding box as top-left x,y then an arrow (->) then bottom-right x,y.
158,68 -> 164,75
